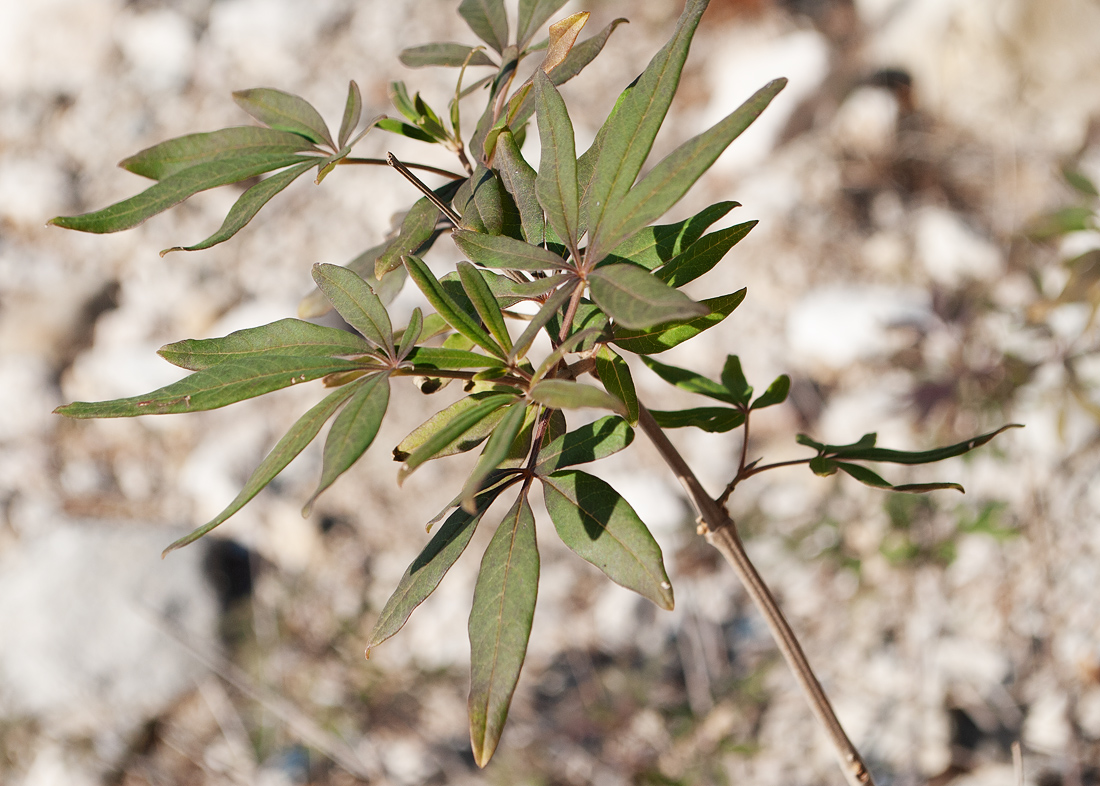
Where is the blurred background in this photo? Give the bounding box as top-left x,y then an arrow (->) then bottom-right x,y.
2,0 -> 1100,784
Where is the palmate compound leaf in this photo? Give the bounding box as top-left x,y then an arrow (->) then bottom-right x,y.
468,493 -> 539,767
158,318 -> 374,371
610,289 -> 746,354
233,87 -> 335,149
404,253 -> 507,359
533,415 -> 634,474
119,126 -> 320,181
55,356 -> 361,418
587,263 -> 708,330
366,481 -> 513,655
161,381 -> 360,556
541,470 -> 673,609
49,153 -> 315,234
312,263 -> 395,356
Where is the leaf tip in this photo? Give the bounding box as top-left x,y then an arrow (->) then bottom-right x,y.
159,247 -> 183,257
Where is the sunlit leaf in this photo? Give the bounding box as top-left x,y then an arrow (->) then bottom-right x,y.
494,129 -> 546,245
606,201 -> 739,270
233,87 -> 335,149
338,80 -> 363,149
396,308 -> 423,361
399,393 -> 518,481
393,391 -> 515,463
403,346 -> 506,370
312,263 -> 395,356
751,374 -> 790,410
542,470 -> 673,609
453,230 -> 569,271
458,261 -> 513,353
541,12 -> 588,74
376,117 -> 438,144
158,318 -> 373,371
400,43 -> 496,68
119,126 -> 318,181
161,382 -> 358,556
649,407 -> 744,433
588,263 -> 707,329
468,493 -> 539,767
534,416 -> 634,474
639,355 -> 737,405
611,289 -> 746,354
594,345 -> 638,425
533,70 -> 580,253
655,221 -> 756,287
518,0 -> 570,48
459,0 -> 509,54
529,379 -> 626,415
459,402 -> 529,510
404,253 -> 507,358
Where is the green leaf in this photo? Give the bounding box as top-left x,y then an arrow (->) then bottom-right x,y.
300,242 -> 400,320
459,402 -> 529,510
1063,167 -> 1099,197
338,80 -> 363,149
534,416 -> 634,474
1027,205 -> 1096,239
494,129 -> 546,245
611,289 -> 746,354
835,462 -> 964,494
232,88 -> 334,149
403,346 -> 506,370
529,379 -> 626,415
590,78 -> 787,259
458,261 -> 513,353
119,126 -> 318,181
542,470 -> 673,609
389,81 -> 419,123
376,117 -> 439,144
158,318 -> 374,371
312,263 -> 395,356
366,483 -> 509,653
393,391 -> 514,463
468,493 -> 539,767
655,221 -> 756,287
49,153 -> 313,234
400,43 -> 496,68
825,425 -> 1023,465
396,308 -> 423,361
809,455 -> 838,476
649,407 -> 745,433
517,0 -> 571,47
584,0 -> 708,247
161,383 -> 358,556
455,165 -> 511,235
453,230 -> 569,272
639,356 -> 737,405
459,0 -> 509,54
751,374 -> 790,410
376,180 -> 464,277
55,356 -> 360,418
531,328 -> 602,384
404,254 -> 507,358
162,160 -> 315,254
588,264 -> 708,329
305,373 -> 390,511
605,201 -> 739,270
719,355 -> 752,407
399,393 -> 518,480
594,345 -> 638,425
509,282 -> 578,362
533,70 -> 580,254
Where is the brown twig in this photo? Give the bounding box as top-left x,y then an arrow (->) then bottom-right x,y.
386,153 -> 464,225
340,156 -> 464,180
636,403 -> 875,786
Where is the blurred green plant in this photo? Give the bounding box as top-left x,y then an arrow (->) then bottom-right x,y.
50,1 -> 1019,781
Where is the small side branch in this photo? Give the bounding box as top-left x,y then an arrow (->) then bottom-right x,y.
386,153 -> 463,225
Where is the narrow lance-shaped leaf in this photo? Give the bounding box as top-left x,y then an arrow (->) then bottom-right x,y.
826,424 -> 1023,465
834,461 -> 964,494
233,88 -> 335,149
509,281 -> 577,363
158,318 -> 374,371
494,129 -> 546,246
588,263 -> 707,329
396,307 -> 423,361
303,373 -> 390,513
459,402 -> 529,511
399,393 -> 518,481
517,0 -> 571,48
375,180 -> 463,277
534,416 -> 634,474
312,263 -> 394,356
400,43 -> 496,68
751,374 -> 790,410
453,229 -> 569,271
458,261 -> 513,353
55,356 -> 360,419
393,391 -> 514,463
300,242 -> 405,320
402,346 -> 506,371
605,201 -> 739,270
719,355 -> 752,407
468,493 -> 539,767
162,160 -> 315,254
655,221 -> 757,287
533,69 -> 580,255
612,289 -> 746,355
338,80 -> 363,149
161,383 -> 359,557
366,482 -> 511,654
49,153 -> 313,234
639,355 -> 737,405
649,407 -> 745,433
590,78 -> 787,260
531,328 -> 602,385
376,117 -> 438,144
594,345 -> 639,425
120,126 -> 319,181
529,379 -> 626,415
585,0 -> 708,245
459,0 -> 509,54
542,470 -> 673,609
404,254 -> 506,358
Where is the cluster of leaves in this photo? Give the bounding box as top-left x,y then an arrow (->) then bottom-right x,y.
51,0 -> 1017,769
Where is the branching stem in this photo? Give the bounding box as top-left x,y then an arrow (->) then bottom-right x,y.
636,403 -> 875,786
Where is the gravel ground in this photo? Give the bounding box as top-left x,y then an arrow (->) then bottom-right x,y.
2,0 -> 1100,784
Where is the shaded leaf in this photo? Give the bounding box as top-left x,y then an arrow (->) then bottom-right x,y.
594,345 -> 638,425
120,126 -> 318,181
49,153 -> 313,234
529,379 -> 626,415
1063,167 -> 1099,197
494,129 -> 546,245
518,0 -> 571,48
163,160 -> 315,253
1027,206 -> 1096,240
826,424 -> 1022,465
458,261 -> 513,353
338,80 -> 363,149
719,355 -> 752,407
455,165 -> 510,235
397,308 -> 423,361
394,391 -> 514,463
605,201 -> 738,270
469,494 -> 539,767
835,461 -> 963,494
376,117 -> 439,144
639,355 -> 736,404
366,483 -> 510,653
400,393 -> 519,480
531,328 -> 602,384
233,87 -> 334,149
655,220 -> 756,287
453,229 -> 569,271
649,407 -> 745,433
509,282 -> 577,362
751,374 -> 790,410
611,289 -> 746,354
534,416 -> 634,474
459,403 -> 530,510
305,373 -> 390,510
542,470 -> 673,609
404,254 -> 506,358
312,263 -> 394,356
533,70 -> 580,253
590,78 -> 787,259
161,383 -> 358,556
158,318 -> 373,371
588,263 -> 707,329
459,0 -> 509,54
400,43 -> 496,68
56,356 -> 360,418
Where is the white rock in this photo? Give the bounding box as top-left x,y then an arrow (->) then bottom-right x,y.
832,87 -> 899,155
114,9 -> 196,91
915,207 -> 1002,286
